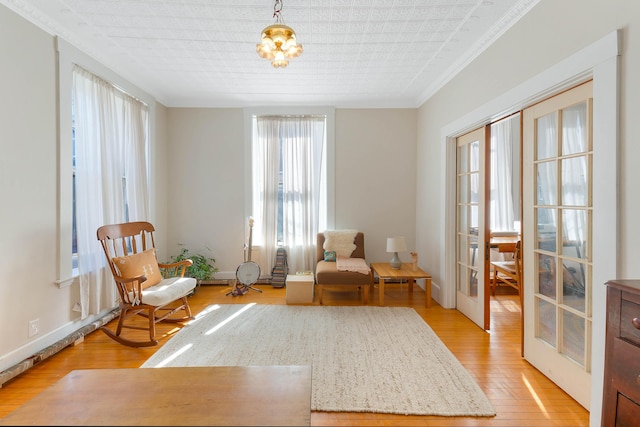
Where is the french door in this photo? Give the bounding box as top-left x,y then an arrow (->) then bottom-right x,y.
522,81 -> 593,408
456,127 -> 489,329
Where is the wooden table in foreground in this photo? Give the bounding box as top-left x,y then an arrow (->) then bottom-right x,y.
0,365 -> 311,426
370,262 -> 433,307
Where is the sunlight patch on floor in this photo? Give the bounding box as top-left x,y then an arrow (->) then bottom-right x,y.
522,373 -> 550,418
490,297 -> 521,312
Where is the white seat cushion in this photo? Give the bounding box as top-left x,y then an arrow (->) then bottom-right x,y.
138,277 -> 197,306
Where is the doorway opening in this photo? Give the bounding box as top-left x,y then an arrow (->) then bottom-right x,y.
488,114 -> 522,332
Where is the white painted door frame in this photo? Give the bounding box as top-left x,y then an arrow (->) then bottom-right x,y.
440,30 -> 619,424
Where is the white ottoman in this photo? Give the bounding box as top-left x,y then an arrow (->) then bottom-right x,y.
286,274 -> 314,304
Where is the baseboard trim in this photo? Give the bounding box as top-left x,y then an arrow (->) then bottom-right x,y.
0,309 -> 120,388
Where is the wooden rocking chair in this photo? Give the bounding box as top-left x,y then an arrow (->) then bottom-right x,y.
97,221 -> 197,347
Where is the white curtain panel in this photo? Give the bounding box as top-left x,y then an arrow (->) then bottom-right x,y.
73,65 -> 149,319
560,104 -> 588,250
253,116 -> 325,274
280,116 -> 325,273
490,119 -> 515,232
252,117 -> 280,273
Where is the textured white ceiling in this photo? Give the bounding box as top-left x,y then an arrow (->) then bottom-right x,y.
2,0 -> 539,107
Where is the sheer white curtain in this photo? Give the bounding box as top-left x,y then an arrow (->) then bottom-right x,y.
252,118 -> 280,272
252,115 -> 325,274
536,113 -> 559,231
561,104 -> 588,253
490,119 -> 515,231
73,65 -> 149,319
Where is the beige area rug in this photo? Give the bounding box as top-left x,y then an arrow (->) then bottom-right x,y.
141,304 -> 496,417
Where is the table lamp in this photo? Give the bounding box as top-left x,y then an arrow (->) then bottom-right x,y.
386,237 -> 407,269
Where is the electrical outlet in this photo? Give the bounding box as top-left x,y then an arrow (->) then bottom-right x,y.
28,318 -> 39,338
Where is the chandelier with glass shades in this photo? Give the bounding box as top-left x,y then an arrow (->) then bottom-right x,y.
256,0 -> 303,68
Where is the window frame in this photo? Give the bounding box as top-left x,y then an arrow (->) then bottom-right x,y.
243,107 -> 336,233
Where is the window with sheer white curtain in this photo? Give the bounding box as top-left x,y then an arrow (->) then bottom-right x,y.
72,65 -> 149,319
251,115 -> 327,275
490,117 -> 520,232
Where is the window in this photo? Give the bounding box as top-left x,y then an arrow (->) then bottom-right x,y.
489,115 -> 521,233
71,105 -> 134,274
71,64 -> 150,318
250,114 -> 329,275
72,113 -> 77,272
56,38 -> 155,323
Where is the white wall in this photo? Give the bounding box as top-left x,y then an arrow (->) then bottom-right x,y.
151,102 -> 170,260
163,107 -> 417,278
0,4 -> 75,367
164,108 -> 246,278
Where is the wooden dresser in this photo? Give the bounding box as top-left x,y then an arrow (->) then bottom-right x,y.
603,280 -> 640,426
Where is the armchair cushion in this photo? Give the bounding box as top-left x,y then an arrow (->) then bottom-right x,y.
316,259 -> 372,285
113,248 -> 163,289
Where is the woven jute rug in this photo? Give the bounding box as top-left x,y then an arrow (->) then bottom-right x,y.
141,304 -> 496,416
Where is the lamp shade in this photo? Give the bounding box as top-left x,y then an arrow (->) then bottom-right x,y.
386,237 -> 406,269
386,237 -> 407,253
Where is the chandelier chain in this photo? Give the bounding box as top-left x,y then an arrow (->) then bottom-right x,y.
273,0 -> 285,24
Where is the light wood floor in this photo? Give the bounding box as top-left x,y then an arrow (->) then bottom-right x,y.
0,283 -> 589,426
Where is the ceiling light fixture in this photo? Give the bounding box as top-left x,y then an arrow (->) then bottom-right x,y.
256,0 -> 303,68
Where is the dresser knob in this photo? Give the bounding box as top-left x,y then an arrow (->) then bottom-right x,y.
633,318 -> 640,329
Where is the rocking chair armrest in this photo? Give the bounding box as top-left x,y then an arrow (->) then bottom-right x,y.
113,273 -> 147,299
114,273 -> 148,285
158,259 -> 193,277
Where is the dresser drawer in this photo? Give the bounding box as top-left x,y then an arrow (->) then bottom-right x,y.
616,393 -> 640,427
621,297 -> 640,346
611,337 -> 640,404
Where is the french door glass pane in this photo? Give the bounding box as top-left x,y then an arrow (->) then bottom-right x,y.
458,204 -> 469,236
537,207 -> 557,252
562,209 -> 587,259
561,157 -> 587,206
457,234 -> 469,267
561,308 -> 585,365
537,112 -> 557,160
537,253 -> 556,299
459,174 -> 469,203
562,103 -> 588,155
562,258 -> 586,312
458,143 -> 469,173
537,298 -> 557,348
536,160 -> 557,205
470,140 -> 479,172
458,263 -> 469,294
470,204 -> 479,230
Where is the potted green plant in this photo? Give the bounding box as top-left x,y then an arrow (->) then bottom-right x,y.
167,244 -> 218,293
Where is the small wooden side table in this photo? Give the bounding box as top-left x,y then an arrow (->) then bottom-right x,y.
370,262 -> 432,308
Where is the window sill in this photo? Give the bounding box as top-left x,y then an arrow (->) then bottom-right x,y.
56,270 -> 78,289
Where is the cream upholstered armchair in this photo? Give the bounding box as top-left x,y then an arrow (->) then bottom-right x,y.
315,231 -> 373,304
